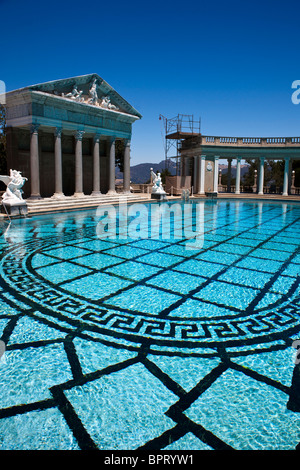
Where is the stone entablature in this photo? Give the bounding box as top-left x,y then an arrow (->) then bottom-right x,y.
180,135 -> 300,159
177,133 -> 300,197
5,74 -> 142,199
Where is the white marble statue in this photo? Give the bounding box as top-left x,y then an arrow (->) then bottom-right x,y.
0,169 -> 28,203
100,96 -> 119,110
62,85 -> 84,102
88,79 -> 98,105
150,169 -> 166,195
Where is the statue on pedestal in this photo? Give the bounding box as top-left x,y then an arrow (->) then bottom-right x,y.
0,169 -> 28,215
150,168 -> 167,201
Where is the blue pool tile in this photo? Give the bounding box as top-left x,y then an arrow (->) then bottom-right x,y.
213,244 -> 253,255
138,252 -> 184,268
250,248 -> 291,262
269,275 -> 297,294
146,270 -> 207,295
194,282 -> 259,310
63,272 -> 133,299
74,253 -> 122,269
235,257 -> 283,273
74,239 -> 119,251
105,245 -> 149,259
169,298 -> 233,319
105,260 -> 161,281
31,253 -> 60,268
158,244 -> 199,258
196,251 -> 240,265
65,363 -> 177,450
36,262 -> 91,284
280,263 -> 300,278
132,239 -> 169,250
184,369 -> 300,450
219,267 -> 272,289
105,285 -> 180,314
43,245 -> 91,260
174,259 -> 225,278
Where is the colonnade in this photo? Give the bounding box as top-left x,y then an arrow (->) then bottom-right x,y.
183,155 -> 292,196
29,124 -> 131,199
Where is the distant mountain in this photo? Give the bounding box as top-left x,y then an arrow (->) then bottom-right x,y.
116,159 -> 177,184
116,161 -> 250,184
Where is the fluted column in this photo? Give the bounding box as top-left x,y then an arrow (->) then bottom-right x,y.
29,123 -> 41,199
108,136 -> 116,195
197,155 -> 205,194
282,157 -> 290,196
74,130 -> 84,197
184,157 -> 190,176
213,156 -> 219,193
235,157 -> 241,194
193,156 -> 198,193
92,134 -> 101,196
227,158 -> 232,193
53,127 -> 64,198
123,139 -> 131,194
258,157 -> 265,195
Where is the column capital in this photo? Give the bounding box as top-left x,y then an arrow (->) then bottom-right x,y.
93,133 -> 101,143
75,130 -> 85,141
54,127 -> 62,138
30,123 -> 40,134
214,155 -> 220,160
200,155 -> 206,160
236,156 -> 242,162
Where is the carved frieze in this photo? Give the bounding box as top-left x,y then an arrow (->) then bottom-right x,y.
60,78 -> 120,111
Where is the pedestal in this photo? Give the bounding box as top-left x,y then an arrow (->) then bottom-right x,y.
1,200 -> 28,217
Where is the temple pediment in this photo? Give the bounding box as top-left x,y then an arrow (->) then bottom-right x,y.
26,73 -> 142,119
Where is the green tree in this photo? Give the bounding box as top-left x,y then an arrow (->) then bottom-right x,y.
115,140 -> 125,173
160,168 -> 171,184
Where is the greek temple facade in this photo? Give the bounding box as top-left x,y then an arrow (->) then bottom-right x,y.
5,74 -> 142,199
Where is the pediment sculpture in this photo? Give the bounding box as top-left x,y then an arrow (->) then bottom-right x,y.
60,79 -> 119,111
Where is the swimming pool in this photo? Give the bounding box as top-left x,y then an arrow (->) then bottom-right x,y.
0,198 -> 300,450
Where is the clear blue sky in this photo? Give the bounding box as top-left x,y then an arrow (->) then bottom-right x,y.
1,0 -> 300,165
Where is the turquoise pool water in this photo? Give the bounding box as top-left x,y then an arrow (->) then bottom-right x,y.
0,198 -> 300,450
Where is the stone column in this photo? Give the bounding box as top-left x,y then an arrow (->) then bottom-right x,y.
282,157 -> 290,196
184,157 -> 190,176
123,139 -> 131,194
227,158 -> 232,193
92,134 -> 101,196
74,130 -> 84,197
193,156 -> 198,193
258,157 -> 265,195
29,123 -> 41,199
53,127 -> 64,198
235,157 -> 241,194
197,155 -> 205,194
213,156 -> 219,193
291,170 -> 296,194
108,136 -> 116,195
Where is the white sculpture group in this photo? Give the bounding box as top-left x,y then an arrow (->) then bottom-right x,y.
61,78 -> 119,110
150,168 -> 167,200
0,169 -> 27,204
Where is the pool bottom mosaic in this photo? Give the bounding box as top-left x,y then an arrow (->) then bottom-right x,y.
1,199 -> 300,450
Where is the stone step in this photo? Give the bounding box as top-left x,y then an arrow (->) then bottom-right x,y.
26,194 -> 149,214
